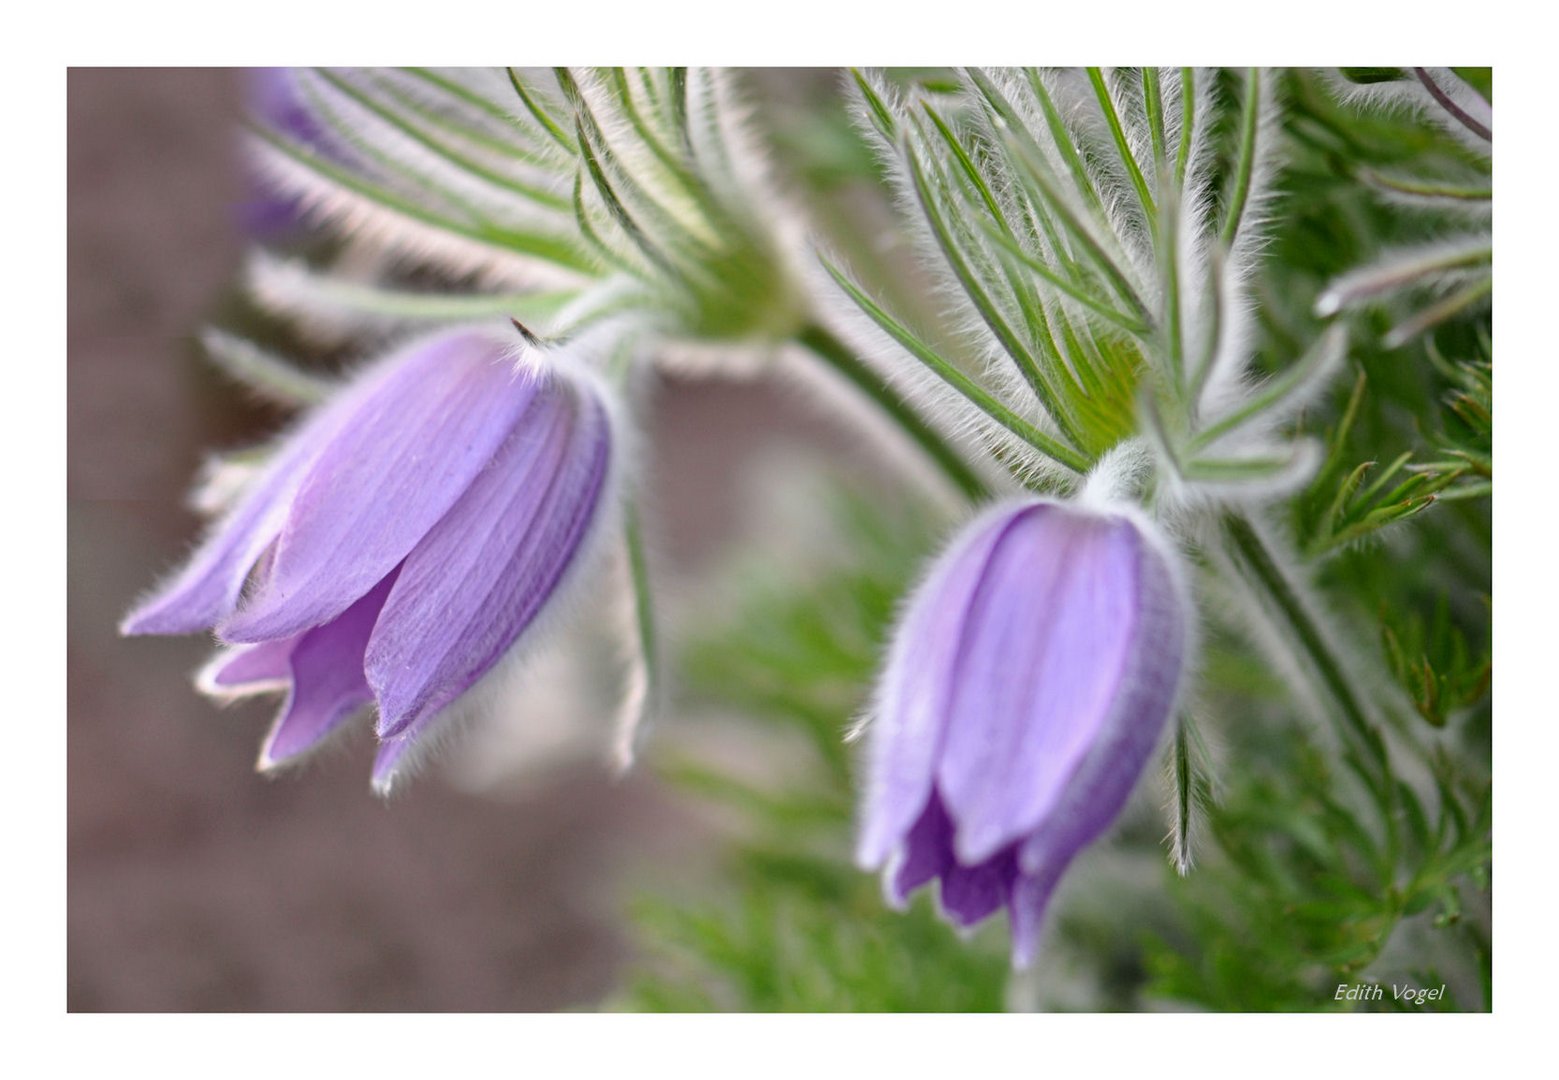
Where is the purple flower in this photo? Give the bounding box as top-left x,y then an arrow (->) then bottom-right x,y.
241,68 -> 340,238
122,326 -> 616,793
856,499 -> 1189,966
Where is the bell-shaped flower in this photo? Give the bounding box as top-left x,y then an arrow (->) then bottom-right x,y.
856,498 -> 1189,966
122,325 -> 618,793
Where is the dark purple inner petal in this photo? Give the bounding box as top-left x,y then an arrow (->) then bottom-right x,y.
890,794 -> 955,903
889,790 -> 1020,931
939,848 -> 1019,928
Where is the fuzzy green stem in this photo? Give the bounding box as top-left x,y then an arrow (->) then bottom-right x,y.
796,324 -> 989,501
1222,514 -> 1390,785
625,503 -> 659,685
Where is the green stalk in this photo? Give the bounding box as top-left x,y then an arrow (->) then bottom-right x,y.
796,324 -> 989,501
1222,514 -> 1390,789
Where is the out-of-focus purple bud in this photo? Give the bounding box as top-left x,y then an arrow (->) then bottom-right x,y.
239,67 -> 338,238
856,499 -> 1190,966
123,325 -> 617,793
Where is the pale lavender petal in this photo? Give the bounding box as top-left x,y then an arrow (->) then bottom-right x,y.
200,639 -> 297,693
120,425 -> 335,636
222,331 -> 540,644
1017,532 -> 1187,877
369,729 -> 423,794
936,505 -> 1141,864
856,506 -> 1030,869
1008,860 -> 1071,970
259,569 -> 399,768
367,374 -> 611,740
857,497 -> 1189,964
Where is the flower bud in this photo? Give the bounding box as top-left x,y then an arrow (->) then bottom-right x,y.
123,325 -> 617,792
857,498 -> 1189,965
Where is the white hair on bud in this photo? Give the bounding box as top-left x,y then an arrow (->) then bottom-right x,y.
1079,438 -> 1152,508
198,327 -> 336,408
242,250 -> 579,352
835,71 -> 1094,485
695,67 -> 818,326
187,452 -> 266,519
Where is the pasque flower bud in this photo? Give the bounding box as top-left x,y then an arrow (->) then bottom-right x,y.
856,498 -> 1189,965
123,325 -> 617,793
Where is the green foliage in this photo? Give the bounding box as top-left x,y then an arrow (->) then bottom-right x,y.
618,487 -> 1011,1011
1134,69 -> 1493,1011
1143,726 -> 1490,1011
619,69 -> 1491,1012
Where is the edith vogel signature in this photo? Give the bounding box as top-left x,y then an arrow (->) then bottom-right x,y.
1335,983 -> 1447,1006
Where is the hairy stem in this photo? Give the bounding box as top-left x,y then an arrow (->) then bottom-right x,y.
1222,514 -> 1390,786
796,324 -> 990,501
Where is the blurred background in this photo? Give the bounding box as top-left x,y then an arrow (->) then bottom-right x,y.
67,67 -> 892,1011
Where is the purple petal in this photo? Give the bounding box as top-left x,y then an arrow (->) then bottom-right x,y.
939,847 -> 1018,928
249,68 -> 331,156
1017,527 -> 1187,876
1008,859 -> 1071,969
888,794 -> 954,906
366,372 -> 611,742
369,729 -> 426,795
259,569 -> 399,769
856,505 -> 1030,869
199,638 -> 297,695
935,504 -> 1142,864
120,412 -> 348,636
221,331 -> 540,644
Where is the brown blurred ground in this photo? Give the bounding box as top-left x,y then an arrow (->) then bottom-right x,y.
66,68 -> 865,1012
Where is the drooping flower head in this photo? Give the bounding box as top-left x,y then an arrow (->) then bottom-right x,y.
856,498 -> 1190,966
122,324 -> 618,793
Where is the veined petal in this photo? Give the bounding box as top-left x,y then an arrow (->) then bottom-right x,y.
936,504 -> 1141,865
259,569 -> 399,769
197,638 -> 298,697
1017,526 -> 1188,876
120,422 -> 337,637
221,330 -> 541,644
367,370 -> 612,741
856,505 -> 1028,869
